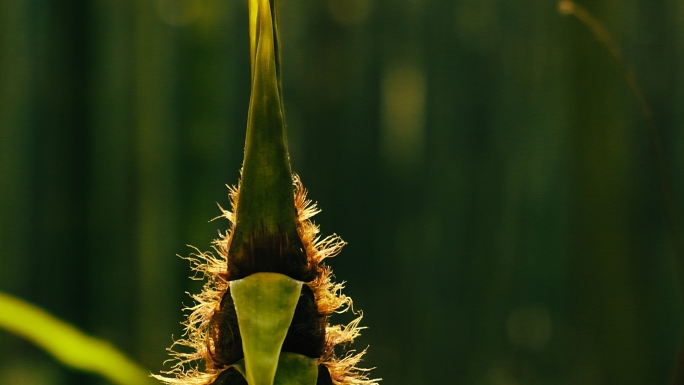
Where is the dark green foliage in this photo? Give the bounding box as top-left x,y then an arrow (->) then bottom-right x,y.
0,0 -> 683,384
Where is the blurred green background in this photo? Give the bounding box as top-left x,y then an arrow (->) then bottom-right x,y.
1,0 -> 684,384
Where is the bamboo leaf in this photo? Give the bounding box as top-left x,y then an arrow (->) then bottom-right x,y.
230,273 -> 303,385
231,0 -> 297,258
0,291 -> 153,385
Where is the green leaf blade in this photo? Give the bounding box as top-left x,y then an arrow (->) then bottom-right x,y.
0,292 -> 153,385
231,0 -> 300,259
230,272 -> 303,385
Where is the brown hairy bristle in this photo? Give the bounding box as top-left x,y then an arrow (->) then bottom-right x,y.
153,175 -> 378,385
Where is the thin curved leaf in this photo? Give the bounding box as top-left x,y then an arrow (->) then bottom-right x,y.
0,291 -> 153,385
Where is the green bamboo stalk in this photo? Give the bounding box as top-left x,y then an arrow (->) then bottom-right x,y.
155,1 -> 377,385
559,3 -> 684,383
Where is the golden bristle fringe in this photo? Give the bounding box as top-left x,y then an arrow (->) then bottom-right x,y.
153,175 -> 378,385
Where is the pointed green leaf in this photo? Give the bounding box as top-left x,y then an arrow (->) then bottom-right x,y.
230,272 -> 303,385
231,0 -> 298,261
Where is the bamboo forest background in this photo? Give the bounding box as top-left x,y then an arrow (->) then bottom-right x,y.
1,0 -> 684,384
